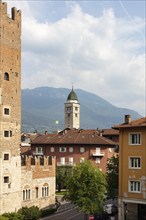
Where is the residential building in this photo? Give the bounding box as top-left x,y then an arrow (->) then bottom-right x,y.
114,115 -> 146,220
31,128 -> 117,173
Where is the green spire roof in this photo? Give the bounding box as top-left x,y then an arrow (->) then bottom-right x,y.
67,88 -> 78,101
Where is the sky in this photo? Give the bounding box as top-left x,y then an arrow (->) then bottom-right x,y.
5,0 -> 146,116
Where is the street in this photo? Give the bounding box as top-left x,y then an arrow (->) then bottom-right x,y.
41,203 -> 84,220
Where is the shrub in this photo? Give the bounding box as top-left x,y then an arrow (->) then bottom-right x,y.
41,207 -> 57,217
0,216 -> 9,220
2,212 -> 23,220
18,206 -> 41,220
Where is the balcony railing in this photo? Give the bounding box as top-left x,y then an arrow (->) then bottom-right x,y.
33,151 -> 44,156
92,151 -> 104,157
57,162 -> 76,166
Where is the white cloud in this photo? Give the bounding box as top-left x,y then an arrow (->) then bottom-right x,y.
5,1 -> 146,115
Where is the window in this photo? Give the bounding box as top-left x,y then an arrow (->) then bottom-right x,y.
35,147 -> 43,155
75,107 -> 78,111
4,108 -> 10,115
129,157 -> 141,169
80,147 -> 85,153
4,153 -> 9,160
69,157 -> 74,165
36,187 -> 39,198
129,133 -> 141,145
4,130 -> 12,138
129,181 -> 141,193
75,113 -> 78,117
95,158 -> 100,164
80,157 -> 85,163
4,72 -> 9,81
23,189 -> 31,200
50,147 -> 54,152
59,147 -> 66,152
69,147 -> 73,153
4,176 -> 9,183
67,113 -> 70,117
42,184 -> 49,197
60,157 -> 65,165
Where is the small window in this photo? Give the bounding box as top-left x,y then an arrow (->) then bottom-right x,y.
129,133 -> 141,145
67,113 -> 70,117
80,157 -> 85,163
129,157 -> 141,169
129,181 -> 141,193
50,147 -> 54,152
4,154 -> 9,160
96,158 -> 100,164
75,107 -> 78,111
4,131 -> 9,137
80,147 -> 85,153
4,108 -> 10,115
75,113 -> 78,117
36,187 -> 39,198
4,176 -> 9,183
4,72 -> 9,81
59,147 -> 66,152
69,147 -> 73,153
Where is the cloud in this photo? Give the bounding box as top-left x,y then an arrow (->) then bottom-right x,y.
5,1 -> 146,115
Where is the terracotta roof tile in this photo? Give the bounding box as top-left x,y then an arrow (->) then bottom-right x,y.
113,117 -> 146,129
32,129 -> 117,146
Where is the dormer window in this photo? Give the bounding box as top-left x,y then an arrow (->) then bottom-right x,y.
4,72 -> 9,81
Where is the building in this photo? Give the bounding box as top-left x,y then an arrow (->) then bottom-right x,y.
0,2 -> 55,214
31,128 -> 117,173
64,87 -> 80,129
114,115 -> 146,220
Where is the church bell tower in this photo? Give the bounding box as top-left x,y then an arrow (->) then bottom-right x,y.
64,88 -> 80,129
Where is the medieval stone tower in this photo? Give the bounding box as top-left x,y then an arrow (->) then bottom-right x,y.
64,87 -> 80,129
0,2 -> 21,213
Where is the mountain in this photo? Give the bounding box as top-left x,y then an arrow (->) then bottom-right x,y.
22,87 -> 141,132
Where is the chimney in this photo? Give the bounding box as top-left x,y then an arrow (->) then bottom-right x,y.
125,115 -> 131,124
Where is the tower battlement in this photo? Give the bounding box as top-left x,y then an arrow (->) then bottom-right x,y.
0,2 -> 21,21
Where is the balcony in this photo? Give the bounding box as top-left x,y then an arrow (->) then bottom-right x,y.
57,162 -> 76,166
33,151 -> 44,156
92,151 -> 104,157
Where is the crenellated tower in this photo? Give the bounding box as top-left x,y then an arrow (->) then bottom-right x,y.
0,1 -> 21,214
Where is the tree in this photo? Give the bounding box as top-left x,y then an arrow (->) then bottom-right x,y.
56,166 -> 73,192
106,155 -> 119,200
64,160 -> 106,215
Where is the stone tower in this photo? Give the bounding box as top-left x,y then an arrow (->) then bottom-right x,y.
0,2 -> 21,214
64,88 -> 80,129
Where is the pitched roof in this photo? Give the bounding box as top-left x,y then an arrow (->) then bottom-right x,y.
113,117 -> 146,129
31,129 -> 117,146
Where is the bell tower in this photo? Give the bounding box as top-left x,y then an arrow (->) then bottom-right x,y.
64,87 -> 80,129
0,2 -> 21,214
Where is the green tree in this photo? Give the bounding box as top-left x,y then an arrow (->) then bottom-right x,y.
56,166 -> 73,192
64,161 -> 106,215
106,155 -> 119,199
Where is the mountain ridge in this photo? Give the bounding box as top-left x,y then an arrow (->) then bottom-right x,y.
22,86 -> 141,132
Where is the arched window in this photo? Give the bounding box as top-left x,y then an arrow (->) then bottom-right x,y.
4,72 -> 9,81
42,183 -> 49,197
23,185 -> 31,200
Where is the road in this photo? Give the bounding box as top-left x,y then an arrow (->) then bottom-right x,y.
41,203 -> 84,220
